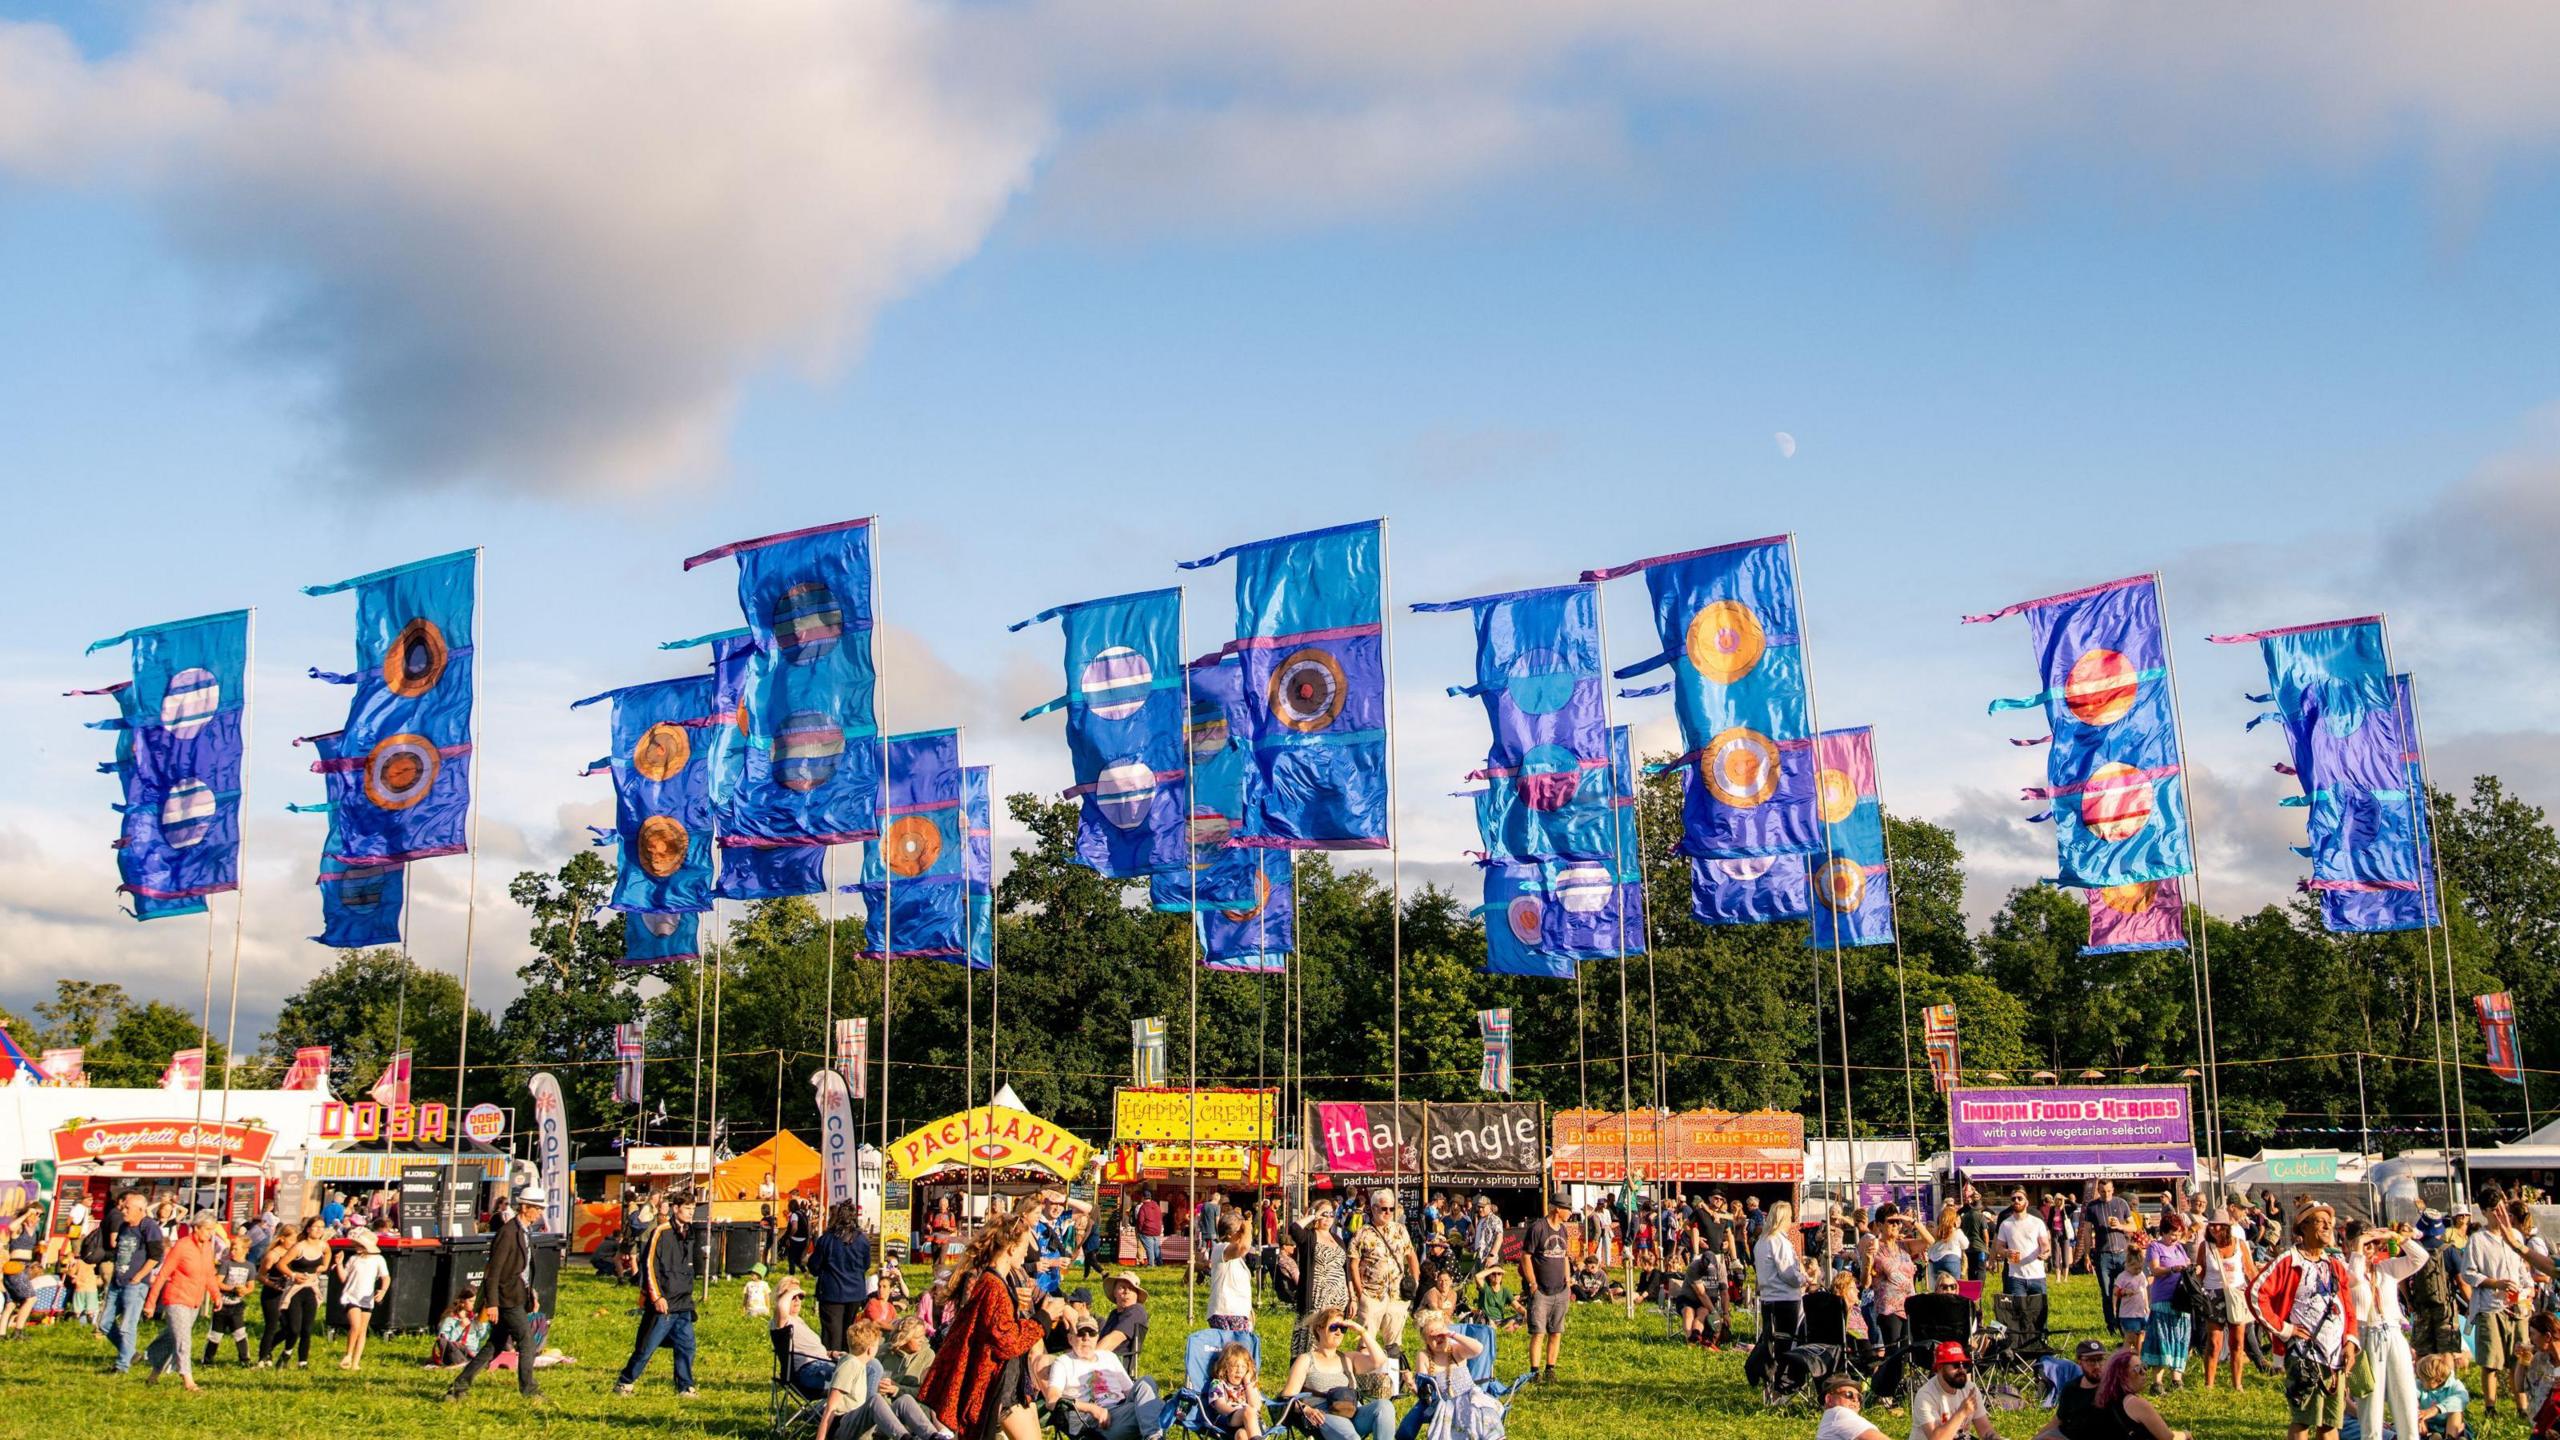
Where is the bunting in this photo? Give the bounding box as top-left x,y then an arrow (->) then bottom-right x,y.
370,1050 -> 412,1108
1197,851 -> 1293,973
1012,588 -> 1190,877
1414,583 -> 1611,863
1966,575 -> 2191,888
620,910 -> 702,966
1585,537 -> 1817,861
2478,992 -> 2525,1086
81,610 -> 251,918
834,1018 -> 868,1099
1181,521 -> 1390,848
1806,726 -> 1895,950
1478,1008 -> 1513,1094
303,551 -> 476,864
613,1024 -> 646,1105
280,1045 -> 331,1092
2082,879 -> 2187,956
852,730 -> 979,964
1133,1016 -> 1168,1087
162,1048 -> 206,1092
1923,1004 -> 1960,1092
573,675 -> 718,916
683,520 -> 881,847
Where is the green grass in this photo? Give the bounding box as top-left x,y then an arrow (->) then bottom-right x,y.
0,1267 -> 2337,1438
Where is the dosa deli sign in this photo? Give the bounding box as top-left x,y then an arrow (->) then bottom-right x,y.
52,1119 -> 278,1172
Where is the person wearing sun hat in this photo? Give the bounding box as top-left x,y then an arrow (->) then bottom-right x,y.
336,1224 -> 392,1370
1908,1341 -> 1998,1440
1098,1271 -> 1151,1361
443,1186 -> 548,1404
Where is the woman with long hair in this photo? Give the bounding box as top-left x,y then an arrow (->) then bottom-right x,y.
1927,1205 -> 1966,1292
812,1198 -> 872,1352
921,1204 -> 1061,1440
1288,1202 -> 1352,1364
2036,1349 -> 2188,1440
1278,1304 -> 1397,1440
256,1218 -> 329,1369
2194,1216 -> 2259,1393
1748,1200 -> 1808,1388
2140,1212 -> 2195,1388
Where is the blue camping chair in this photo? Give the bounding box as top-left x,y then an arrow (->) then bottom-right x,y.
1153,1328 -> 1263,1440
1398,1323 -> 1535,1440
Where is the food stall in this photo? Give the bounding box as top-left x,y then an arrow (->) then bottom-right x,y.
1937,1085 -> 2197,1193
4,1083 -> 345,1233
1107,1088 -> 1283,1264
1550,1107 -> 1805,1214
888,1085 -> 1095,1263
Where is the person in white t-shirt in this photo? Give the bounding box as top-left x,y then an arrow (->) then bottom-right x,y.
1909,1342 -> 2000,1440
1816,1373 -> 1890,1440
1994,1189 -> 2054,1297
1043,1316 -> 1145,1440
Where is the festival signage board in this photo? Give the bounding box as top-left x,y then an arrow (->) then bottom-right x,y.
49,1119 -> 278,1175
1311,1101 -> 1425,1176
1947,1085 -> 2195,1180
306,1151 -> 504,1184
2265,1152 -> 2340,1185
462,1103 -> 507,1144
1103,1143 -> 1286,1183
1113,1087 -> 1277,1145
1549,1109 -> 1804,1184
1422,1103 -> 1543,1186
314,1099 -> 450,1145
889,1104 -> 1094,1182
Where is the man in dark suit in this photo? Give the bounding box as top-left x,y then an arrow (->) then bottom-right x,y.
443,1187 -> 546,1403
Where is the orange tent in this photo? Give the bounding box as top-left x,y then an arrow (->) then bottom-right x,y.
713,1131 -> 822,1202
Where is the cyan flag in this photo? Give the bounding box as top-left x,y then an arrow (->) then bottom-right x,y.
83,609 -> 250,916
851,730 -> 980,964
1417,584 -> 1611,863
1804,726 -> 1895,949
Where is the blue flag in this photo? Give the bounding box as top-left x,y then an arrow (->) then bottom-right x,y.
1481,861 -> 1574,978
850,730 -> 979,964
303,551 -> 476,864
1012,588 -> 1190,878
2319,674 -> 2443,934
1585,537 -> 1817,860
1182,521 -> 1389,849
1689,850 -> 1811,926
1152,652 -> 1264,912
685,519 -> 881,846
715,842 -> 826,900
1805,727 -> 1895,949
1968,574 -> 2191,888
83,610 -> 250,918
1199,851 -> 1293,973
1417,584 -> 1611,863
960,764 -> 996,969
620,910 -> 701,966
573,675 -> 718,915
292,802 -> 406,949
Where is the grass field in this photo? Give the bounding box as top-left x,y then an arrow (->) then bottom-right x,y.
0,1266 -> 2359,1438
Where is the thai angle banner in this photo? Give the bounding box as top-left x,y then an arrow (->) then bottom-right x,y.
1181,521 -> 1390,849
528,1070 -> 570,1237
82,609 -> 250,918
1966,574 -> 2191,889
1012,588 -> 1190,878
303,550 -> 476,865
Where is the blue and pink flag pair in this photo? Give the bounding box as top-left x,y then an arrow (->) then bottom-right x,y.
81,610 -> 251,920
287,801 -> 406,949
1585,537 -> 1818,862
685,519 -> 883,848
2083,879 -> 2187,956
1414,583 -> 1613,864
572,674 -> 719,917
1014,588 -> 1192,878
2209,617 -> 2437,934
1182,521 -> 1390,849
303,551 -> 476,865
846,731 -> 990,968
1966,573 -> 2192,889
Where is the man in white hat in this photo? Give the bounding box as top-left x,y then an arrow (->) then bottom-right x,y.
442,1187 -> 546,1404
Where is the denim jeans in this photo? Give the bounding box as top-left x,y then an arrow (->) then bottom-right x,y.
2092,1251 -> 2126,1332
104,1281 -> 148,1372
2003,1275 -> 2047,1297
1140,1234 -> 1162,1266
616,1307 -> 696,1391
1314,1397 -> 1397,1440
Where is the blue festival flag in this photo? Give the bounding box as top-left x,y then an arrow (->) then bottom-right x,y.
1583,537 -> 1817,860
1198,851 -> 1293,973
1151,652 -> 1264,912
1481,861 -> 1574,979
1965,574 -> 2191,888
2209,618 -> 2418,897
1181,521 -> 1389,849
572,675 -> 719,915
1805,727 -> 1895,949
292,802 -> 406,949
81,610 -> 251,917
303,551 -> 476,864
849,730 -> 980,965
684,520 -> 881,846
1011,588 -> 1190,878
1688,852 -> 1812,927
714,842 -> 826,900
961,764 -> 995,969
1416,584 -> 1612,863
619,909 -> 701,966
2318,673 -> 2444,934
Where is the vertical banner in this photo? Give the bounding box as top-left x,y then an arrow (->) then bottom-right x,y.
571,675 -> 719,917
1806,726 -> 1896,949
2479,992 -> 2525,1086
302,551 -> 478,865
1478,1009 -> 1513,1094
1009,588 -> 1191,877
853,730 -> 977,962
370,1051 -> 412,1107
612,1024 -> 645,1105
1923,1004 -> 1960,1093
280,1045 -> 331,1091
812,1068 -> 858,1210
528,1071 -> 569,1237
1133,1017 -> 1168,1086
2082,879 -> 2187,956
80,610 -> 252,919
834,1018 -> 869,1099
160,1048 -> 206,1091
1412,583 -> 1611,865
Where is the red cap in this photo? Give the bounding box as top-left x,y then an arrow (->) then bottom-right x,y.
1933,1341 -> 1971,1368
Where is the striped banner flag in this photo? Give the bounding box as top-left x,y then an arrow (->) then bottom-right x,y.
1478,1008 -> 1513,1094
612,1024 -> 645,1105
38,1048 -> 85,1087
835,1017 -> 869,1099
161,1047 -> 206,1092
1922,1004 -> 1960,1092
369,1051 -> 411,1107
2478,992 -> 2525,1086
1132,1017 -> 1167,1087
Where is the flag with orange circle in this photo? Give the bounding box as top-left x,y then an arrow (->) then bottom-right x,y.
572,673 -> 718,916
1804,726 -> 1895,949
852,728 -> 980,964
303,550 -> 477,866
2081,878 -> 2186,955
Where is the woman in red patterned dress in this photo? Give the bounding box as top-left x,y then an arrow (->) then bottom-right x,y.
922,1203 -> 1064,1440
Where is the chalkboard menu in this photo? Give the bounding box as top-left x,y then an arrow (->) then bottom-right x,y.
399,1166 -> 444,1236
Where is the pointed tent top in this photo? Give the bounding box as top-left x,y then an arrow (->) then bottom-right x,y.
993,1083 -> 1025,1112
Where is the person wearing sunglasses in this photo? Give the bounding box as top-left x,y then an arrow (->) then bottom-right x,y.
1040,1314 -> 1148,1440
1278,1306 -> 1397,1440
1908,1341 -> 1999,1440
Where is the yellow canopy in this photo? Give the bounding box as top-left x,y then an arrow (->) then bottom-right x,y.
712,1131 -> 823,1202
890,1105 -> 1093,1182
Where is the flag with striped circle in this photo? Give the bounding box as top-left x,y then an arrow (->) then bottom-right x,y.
1478,1009 -> 1513,1094
1133,1017 -> 1168,1087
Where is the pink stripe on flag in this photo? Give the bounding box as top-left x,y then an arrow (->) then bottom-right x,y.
1961,573 -> 2152,624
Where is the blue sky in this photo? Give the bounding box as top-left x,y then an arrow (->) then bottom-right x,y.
4,1 -> 2559,1038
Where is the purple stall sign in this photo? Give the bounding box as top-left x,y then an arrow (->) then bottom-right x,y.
1948,1085 -> 2195,1181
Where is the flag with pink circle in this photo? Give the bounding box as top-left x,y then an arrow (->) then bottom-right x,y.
1012,587 -> 1190,878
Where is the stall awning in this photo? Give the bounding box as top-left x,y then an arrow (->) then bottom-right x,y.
890,1105 -> 1091,1182
305,1151 -> 505,1183
1952,1148 -> 2193,1183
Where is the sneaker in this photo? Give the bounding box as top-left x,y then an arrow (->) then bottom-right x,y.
613,1382 -> 636,1396
678,1389 -> 700,1399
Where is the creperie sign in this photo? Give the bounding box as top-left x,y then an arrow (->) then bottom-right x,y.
317,1100 -> 449,1144
52,1120 -> 277,1168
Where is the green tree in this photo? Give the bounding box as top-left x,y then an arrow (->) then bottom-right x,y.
264,949 -> 503,1108
85,1000 -> 226,1088
36,980 -> 131,1049
500,851 -> 646,1123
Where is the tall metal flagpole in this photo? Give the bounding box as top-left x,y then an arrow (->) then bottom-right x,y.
2404,674 -> 2473,1199
823,845 -> 840,1122
2376,627 -> 2458,1185
190,906 -> 218,1192
1790,534 -> 1859,1211
2150,572 -> 2228,1196
1180,590 -> 1202,1327
875,531 -> 895,1284
1574,969 -> 1589,1108
446,546 -> 488,1182
705,902 -> 727,1279
210,608 -> 257,1211
1870,728 -> 1923,1161
1382,519 -> 1405,1175
1591,582 -> 1639,1315
965,790 -> 977,1232
1626,746 -> 1668,1212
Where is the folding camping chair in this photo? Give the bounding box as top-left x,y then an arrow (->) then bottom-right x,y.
770,1326 -> 825,1440
1154,1328 -> 1262,1440
1895,1291 -> 1977,1401
1975,1292 -> 2058,1409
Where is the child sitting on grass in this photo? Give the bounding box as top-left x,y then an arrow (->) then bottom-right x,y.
2417,1350 -> 2469,1438
741,1264 -> 772,1318
1471,1267 -> 1522,1331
